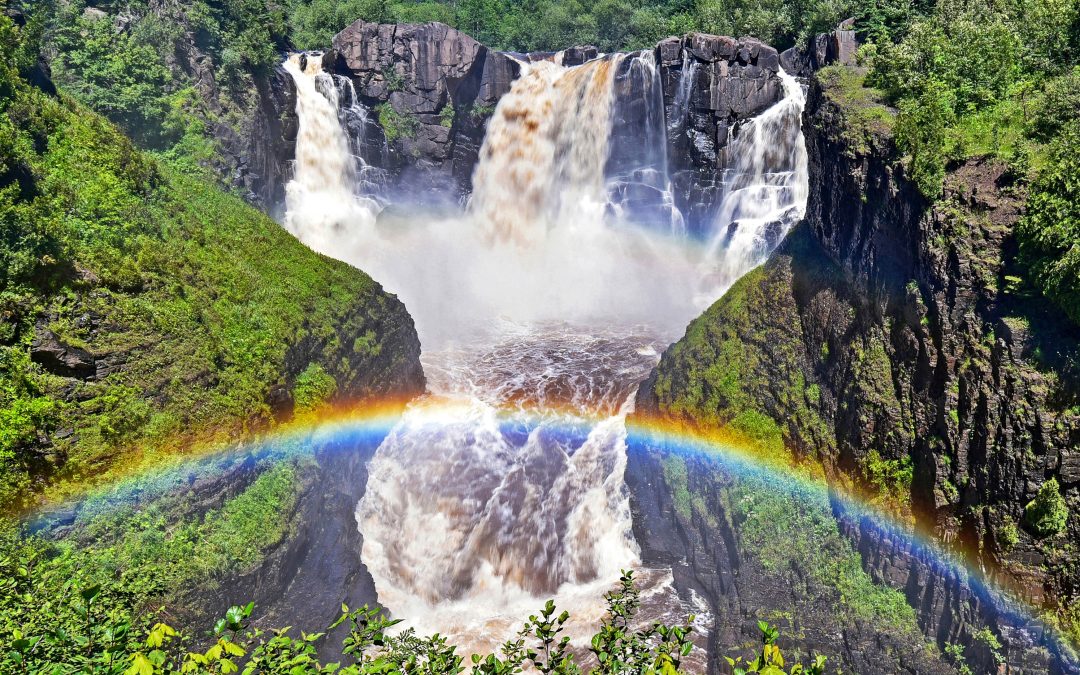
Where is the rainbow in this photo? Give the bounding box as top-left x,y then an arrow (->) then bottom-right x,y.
19,395 -> 1078,660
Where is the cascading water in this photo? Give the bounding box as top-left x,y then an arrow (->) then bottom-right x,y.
605,51 -> 686,234
282,50 -> 807,663
702,69 -> 809,293
668,51 -> 699,135
281,54 -> 382,252
468,57 -> 621,245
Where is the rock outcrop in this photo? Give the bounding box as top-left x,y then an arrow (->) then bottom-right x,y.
266,23 -> 785,230
633,62 -> 1080,672
328,21 -> 520,202
653,33 -> 783,232
625,441 -> 957,674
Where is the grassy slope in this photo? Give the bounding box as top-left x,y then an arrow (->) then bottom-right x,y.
0,16 -> 421,515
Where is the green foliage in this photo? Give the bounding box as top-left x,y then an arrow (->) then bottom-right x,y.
440,102 -> 456,129
944,642 -> 973,675
1023,477 -> 1069,538
287,0 -> 853,54
998,515 -> 1020,552
293,363 -> 338,413
289,0 -> 391,49
861,0 -> 1079,203
0,17 -> 405,512
893,78 -> 954,198
973,627 -> 1004,666
40,0 -> 287,170
49,4 -> 174,148
734,474 -> 920,634
0,563 -> 762,674
376,103 -> 419,142
816,65 -> 895,155
725,621 -> 828,674
1029,68 -> 1080,143
861,450 -> 912,505
661,454 -> 694,520
1017,122 -> 1080,326
695,0 -> 852,51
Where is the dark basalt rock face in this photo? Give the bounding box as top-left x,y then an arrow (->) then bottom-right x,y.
327,21 -> 520,204
652,34 -> 782,233
780,19 -> 858,77
625,442 -> 957,675
633,65 -> 1080,673
263,23 -> 785,227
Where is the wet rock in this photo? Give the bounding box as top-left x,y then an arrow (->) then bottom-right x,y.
328,20 -> 518,198
30,324 -> 95,379
561,46 -> 599,66
270,23 -> 783,216
656,34 -> 783,234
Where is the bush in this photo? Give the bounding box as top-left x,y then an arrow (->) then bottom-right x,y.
1029,68 -> 1080,143
1023,477 -> 1069,538
377,102 -> 419,142
1017,122 -> 1080,326
289,0 -> 392,51
894,79 -> 954,199
0,566 -> 699,673
0,545 -> 831,675
293,363 -> 337,412
49,4 -> 174,148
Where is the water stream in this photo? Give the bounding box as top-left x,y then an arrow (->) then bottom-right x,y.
282,50 -> 807,660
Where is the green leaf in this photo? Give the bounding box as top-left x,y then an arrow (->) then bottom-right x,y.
125,652 -> 154,675
80,584 -> 102,602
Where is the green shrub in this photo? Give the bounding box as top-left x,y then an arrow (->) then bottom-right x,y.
1023,477 -> 1069,537
289,0 -> 392,51
439,102 -> 455,128
0,15 -> 403,513
377,102 -> 419,142
894,79 -> 954,199
1017,122 -> 1080,326
293,363 -> 337,412
998,516 -> 1020,551
0,561 -> 724,674
862,450 -> 913,504
1029,68 -> 1080,142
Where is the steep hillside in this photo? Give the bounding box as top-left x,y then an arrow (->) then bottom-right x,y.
635,63 -> 1080,669
0,12 -> 424,517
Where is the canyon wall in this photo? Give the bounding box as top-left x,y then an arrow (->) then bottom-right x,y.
633,63 -> 1080,673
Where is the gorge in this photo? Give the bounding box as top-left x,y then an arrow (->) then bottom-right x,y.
3,4 -> 1079,673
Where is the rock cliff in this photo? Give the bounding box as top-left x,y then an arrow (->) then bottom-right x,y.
265,23 -> 786,231
633,63 -> 1080,672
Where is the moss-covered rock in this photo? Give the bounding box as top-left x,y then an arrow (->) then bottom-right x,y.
0,20 -> 424,515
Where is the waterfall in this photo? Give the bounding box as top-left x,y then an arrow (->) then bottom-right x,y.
282,54 -> 381,252
701,69 -> 808,294
280,49 -> 806,662
356,328 -> 659,653
468,57 -> 622,245
605,51 -> 685,235
668,51 -> 699,134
